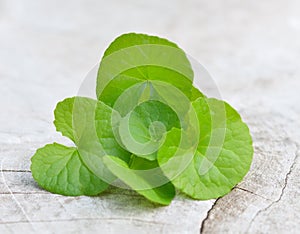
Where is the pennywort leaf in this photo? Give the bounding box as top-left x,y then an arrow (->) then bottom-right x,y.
103,33 -> 179,57
158,97 -> 253,199
54,98 -> 75,142
31,143 -> 108,196
33,97 -> 113,195
103,155 -> 175,205
96,33 -> 201,101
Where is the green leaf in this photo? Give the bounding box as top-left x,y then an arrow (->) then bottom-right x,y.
103,155 -> 175,205
126,100 -> 180,160
54,96 -> 123,184
97,74 -> 143,107
54,96 -> 101,145
31,143 -> 108,196
103,33 -> 179,58
94,101 -> 131,163
98,66 -> 196,107
158,97 -> 253,200
96,33 -> 196,100
39,96 -> 116,194
54,98 -> 75,142
190,85 -> 205,101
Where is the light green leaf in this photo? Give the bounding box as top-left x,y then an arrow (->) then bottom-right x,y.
190,85 -> 205,101
158,97 -> 253,199
94,100 -> 132,163
96,33 -> 196,100
103,155 -> 175,205
54,96 -> 100,145
50,96 -> 117,188
54,98 -> 75,142
31,143 -> 108,196
103,32 -> 179,58
98,74 -> 143,107
54,97 -> 122,183
98,66 -> 196,107
127,100 -> 180,160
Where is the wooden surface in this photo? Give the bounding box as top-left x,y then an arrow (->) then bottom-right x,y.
0,0 -> 300,233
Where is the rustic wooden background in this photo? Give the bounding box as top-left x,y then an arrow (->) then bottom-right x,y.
0,0 -> 299,233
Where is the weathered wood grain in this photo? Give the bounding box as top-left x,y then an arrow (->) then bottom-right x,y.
1,0 -> 300,233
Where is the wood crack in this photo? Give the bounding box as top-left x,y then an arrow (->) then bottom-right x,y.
0,192 -> 48,195
0,217 -> 172,226
246,141 -> 299,232
199,198 -> 220,233
0,169 -> 31,173
235,187 -> 272,201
